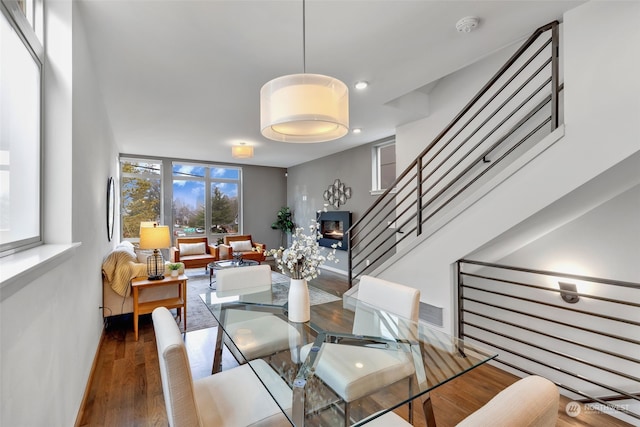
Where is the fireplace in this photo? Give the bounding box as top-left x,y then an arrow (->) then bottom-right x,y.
317,210 -> 351,251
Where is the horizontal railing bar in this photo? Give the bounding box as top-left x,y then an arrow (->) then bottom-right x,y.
351,225 -> 417,279
349,169 -> 416,242
578,392 -> 640,404
460,259 -> 640,289
462,296 -> 640,345
422,109 -> 552,225
464,321 -> 640,384
425,39 -> 552,169
419,77 -> 551,199
488,358 -> 640,421
461,271 -> 640,308
462,284 -> 640,327
463,309 -> 640,364
348,22 -> 558,235
465,334 -> 640,403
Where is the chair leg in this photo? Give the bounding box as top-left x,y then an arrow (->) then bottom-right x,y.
344,401 -> 350,427
408,377 -> 413,424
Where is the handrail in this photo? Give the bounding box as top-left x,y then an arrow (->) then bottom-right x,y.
457,259 -> 640,423
348,21 -> 561,285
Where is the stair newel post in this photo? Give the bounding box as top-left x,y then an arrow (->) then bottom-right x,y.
550,21 -> 560,131
416,156 -> 423,237
347,227 -> 353,287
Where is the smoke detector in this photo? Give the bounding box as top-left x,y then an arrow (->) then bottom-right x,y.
456,16 -> 479,33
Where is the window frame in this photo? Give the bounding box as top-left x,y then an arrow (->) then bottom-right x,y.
370,137 -> 396,195
119,157 -> 164,241
0,0 -> 44,256
172,162 -> 242,241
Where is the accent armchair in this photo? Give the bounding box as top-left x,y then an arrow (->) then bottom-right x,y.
170,236 -> 218,269
219,234 -> 266,263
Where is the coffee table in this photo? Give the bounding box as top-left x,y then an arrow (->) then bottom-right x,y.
207,258 -> 259,288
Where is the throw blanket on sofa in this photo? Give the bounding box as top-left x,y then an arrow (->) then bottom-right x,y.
102,249 -> 147,297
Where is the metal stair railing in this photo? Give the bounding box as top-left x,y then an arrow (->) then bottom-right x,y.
348,22 -> 561,286
457,259 -> 640,424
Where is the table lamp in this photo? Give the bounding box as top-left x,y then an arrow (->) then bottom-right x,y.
139,224 -> 171,280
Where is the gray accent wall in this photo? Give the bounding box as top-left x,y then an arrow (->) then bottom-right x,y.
286,140 -> 386,274
242,165 -> 288,251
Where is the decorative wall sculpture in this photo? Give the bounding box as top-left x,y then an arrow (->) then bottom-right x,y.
323,179 -> 352,209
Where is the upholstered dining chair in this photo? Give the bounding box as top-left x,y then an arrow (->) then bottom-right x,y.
216,265 -> 302,365
300,275 -> 420,426
152,307 -> 292,427
454,375 -> 559,427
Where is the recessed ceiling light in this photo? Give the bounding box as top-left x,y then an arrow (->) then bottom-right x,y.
352,128 -> 362,134
354,81 -> 369,90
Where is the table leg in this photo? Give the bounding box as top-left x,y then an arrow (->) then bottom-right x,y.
182,279 -> 187,331
212,324 -> 224,374
421,392 -> 437,427
133,286 -> 139,341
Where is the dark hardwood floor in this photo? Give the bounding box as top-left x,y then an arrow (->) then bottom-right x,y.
78,268 -> 631,426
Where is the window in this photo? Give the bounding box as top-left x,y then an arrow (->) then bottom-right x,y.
371,138 -> 396,194
120,159 -> 162,239
173,164 -> 241,240
0,1 -> 43,256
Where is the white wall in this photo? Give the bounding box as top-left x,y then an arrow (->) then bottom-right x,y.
0,1 -> 119,425
386,1 -> 640,335
498,183 -> 640,281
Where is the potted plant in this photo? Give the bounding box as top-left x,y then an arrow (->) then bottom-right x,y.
271,206 -> 296,248
167,263 -> 181,277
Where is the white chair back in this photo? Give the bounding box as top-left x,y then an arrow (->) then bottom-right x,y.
216,264 -> 272,292
152,307 -> 201,427
357,275 -> 420,319
353,275 -> 420,338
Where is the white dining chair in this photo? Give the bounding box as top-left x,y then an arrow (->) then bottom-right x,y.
300,275 -> 420,426
152,307 -> 292,427
216,265 -> 302,365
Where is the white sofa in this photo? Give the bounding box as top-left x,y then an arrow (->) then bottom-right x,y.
101,241 -> 184,317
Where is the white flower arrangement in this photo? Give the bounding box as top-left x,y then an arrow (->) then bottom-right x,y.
266,216 -> 340,281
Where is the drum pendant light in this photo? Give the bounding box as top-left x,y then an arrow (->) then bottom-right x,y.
260,0 -> 349,143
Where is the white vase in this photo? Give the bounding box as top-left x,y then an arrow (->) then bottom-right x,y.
288,278 -> 310,323
171,270 -> 179,277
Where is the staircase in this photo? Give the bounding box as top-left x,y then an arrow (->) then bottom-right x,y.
348,22 -> 562,286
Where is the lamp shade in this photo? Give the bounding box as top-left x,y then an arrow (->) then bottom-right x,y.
139,225 -> 171,250
260,73 -> 349,143
232,145 -> 254,159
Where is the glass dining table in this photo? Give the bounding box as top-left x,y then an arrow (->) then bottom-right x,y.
200,282 -> 497,426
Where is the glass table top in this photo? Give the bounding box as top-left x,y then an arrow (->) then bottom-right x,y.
200,283 -> 497,426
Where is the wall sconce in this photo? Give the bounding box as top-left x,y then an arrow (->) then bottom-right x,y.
559,282 -> 580,304
232,143 -> 253,159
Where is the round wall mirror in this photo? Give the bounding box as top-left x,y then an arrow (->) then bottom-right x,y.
106,177 -> 115,241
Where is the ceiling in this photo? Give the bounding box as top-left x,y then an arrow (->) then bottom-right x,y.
75,0 -> 584,168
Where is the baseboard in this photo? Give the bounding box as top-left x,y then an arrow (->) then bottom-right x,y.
74,326 -> 106,427
319,264 -> 348,276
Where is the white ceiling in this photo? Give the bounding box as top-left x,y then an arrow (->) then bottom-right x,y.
76,0 -> 584,168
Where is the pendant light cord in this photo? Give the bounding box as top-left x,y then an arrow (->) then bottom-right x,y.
302,0 -> 306,73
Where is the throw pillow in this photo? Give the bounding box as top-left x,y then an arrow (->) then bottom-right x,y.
135,249 -> 154,264
230,240 -> 253,252
179,242 -> 206,256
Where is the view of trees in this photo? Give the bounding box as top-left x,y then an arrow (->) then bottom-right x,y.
121,160 -> 240,240
121,162 -> 161,238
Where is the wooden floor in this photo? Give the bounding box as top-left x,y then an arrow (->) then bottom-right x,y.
77,268 -> 631,426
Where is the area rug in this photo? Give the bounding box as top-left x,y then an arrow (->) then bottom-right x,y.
181,268 -> 341,332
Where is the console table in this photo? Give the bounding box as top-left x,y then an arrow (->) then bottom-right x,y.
131,274 -> 187,341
